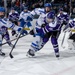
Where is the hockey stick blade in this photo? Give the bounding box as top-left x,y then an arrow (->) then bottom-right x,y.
9,45 -> 15,58
9,30 -> 25,58
9,53 -> 13,58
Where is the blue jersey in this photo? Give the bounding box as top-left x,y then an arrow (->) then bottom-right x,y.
43,17 -> 62,33
8,11 -> 19,22
43,12 -> 70,32
36,16 -> 62,37
57,12 -> 70,25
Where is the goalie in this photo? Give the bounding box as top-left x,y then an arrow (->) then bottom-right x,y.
63,18 -> 75,50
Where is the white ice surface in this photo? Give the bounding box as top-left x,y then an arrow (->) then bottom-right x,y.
0,20 -> 75,75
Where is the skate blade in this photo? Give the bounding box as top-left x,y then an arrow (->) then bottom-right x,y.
26,53 -> 36,58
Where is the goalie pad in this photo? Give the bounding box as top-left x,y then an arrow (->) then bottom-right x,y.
67,39 -> 75,50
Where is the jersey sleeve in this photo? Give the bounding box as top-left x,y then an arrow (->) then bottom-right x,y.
0,18 -> 22,32
31,8 -> 44,16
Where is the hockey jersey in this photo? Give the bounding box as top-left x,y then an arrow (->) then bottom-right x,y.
31,8 -> 48,27
57,12 -> 70,25
19,11 -> 33,28
8,11 -> 19,22
0,18 -> 22,33
69,19 -> 75,28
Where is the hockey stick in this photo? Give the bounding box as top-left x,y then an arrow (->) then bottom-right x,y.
1,27 -> 30,46
61,32 -> 66,48
0,35 -> 26,46
9,30 -> 25,58
8,27 -> 30,30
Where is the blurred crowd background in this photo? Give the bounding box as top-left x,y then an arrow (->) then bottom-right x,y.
0,0 -> 75,18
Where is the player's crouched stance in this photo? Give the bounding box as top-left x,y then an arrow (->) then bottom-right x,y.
0,7 -> 23,56
27,12 -> 60,58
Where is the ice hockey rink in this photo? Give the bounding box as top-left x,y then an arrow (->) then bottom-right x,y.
0,20 -> 75,75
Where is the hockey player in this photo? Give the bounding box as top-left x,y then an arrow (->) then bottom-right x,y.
0,7 -> 22,56
57,8 -> 70,38
57,8 -> 69,25
8,7 -> 19,25
30,3 -> 52,35
63,18 -> 75,50
19,6 -> 33,36
35,12 -> 61,57
8,7 -> 19,36
27,3 -> 57,57
35,11 -> 70,57
27,6 -> 70,57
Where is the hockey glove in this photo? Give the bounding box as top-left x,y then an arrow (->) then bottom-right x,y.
11,30 -> 16,36
29,29 -> 34,35
41,24 -> 46,28
17,28 -> 22,32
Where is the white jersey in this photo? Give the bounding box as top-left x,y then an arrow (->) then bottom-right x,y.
0,18 -> 21,31
19,11 -> 33,22
31,8 -> 47,27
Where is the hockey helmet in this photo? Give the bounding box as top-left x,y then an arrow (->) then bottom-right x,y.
46,11 -> 55,23
44,3 -> 52,7
0,7 -> 5,18
0,7 -> 5,12
47,11 -> 55,19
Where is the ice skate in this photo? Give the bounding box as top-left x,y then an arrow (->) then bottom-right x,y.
55,52 -> 60,59
0,50 -> 5,56
26,49 -> 35,57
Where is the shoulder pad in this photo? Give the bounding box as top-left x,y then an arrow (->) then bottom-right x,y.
15,11 -> 18,14
35,8 -> 44,12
